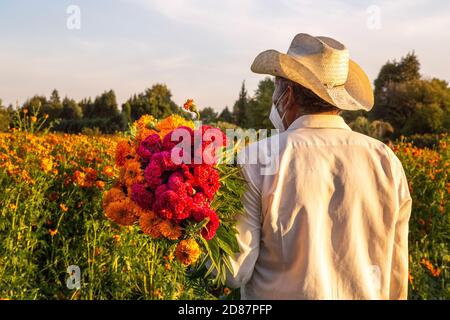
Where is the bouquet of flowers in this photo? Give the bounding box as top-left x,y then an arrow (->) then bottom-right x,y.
102,100 -> 245,286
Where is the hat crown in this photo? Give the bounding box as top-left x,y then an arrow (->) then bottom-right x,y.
287,34 -> 349,87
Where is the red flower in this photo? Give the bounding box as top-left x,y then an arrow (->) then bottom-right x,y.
137,134 -> 162,161
152,151 -> 177,171
192,126 -> 227,165
168,171 -> 193,196
192,192 -> 209,208
162,126 -> 194,151
192,165 -> 220,200
144,161 -> 163,189
203,210 -> 219,240
130,182 -> 154,210
153,190 -> 187,221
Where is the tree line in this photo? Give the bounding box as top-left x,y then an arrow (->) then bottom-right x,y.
0,84 -> 188,134
0,52 -> 449,141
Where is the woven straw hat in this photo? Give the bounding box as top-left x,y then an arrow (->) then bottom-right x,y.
251,33 -> 374,111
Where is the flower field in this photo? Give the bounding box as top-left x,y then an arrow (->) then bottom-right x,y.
0,121 -> 448,299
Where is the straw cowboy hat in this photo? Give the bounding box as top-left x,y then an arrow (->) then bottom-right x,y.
251,33 -> 374,111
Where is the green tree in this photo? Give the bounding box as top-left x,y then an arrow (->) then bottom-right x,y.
126,84 -> 180,120
41,89 -> 63,121
246,77 -> 275,129
370,52 -> 421,125
121,102 -> 132,124
402,103 -> 445,135
22,96 -> 47,115
61,97 -> 83,120
199,107 -> 218,124
218,106 -> 233,123
232,81 -> 249,127
87,90 -> 120,118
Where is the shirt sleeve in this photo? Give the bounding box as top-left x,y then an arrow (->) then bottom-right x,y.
224,163 -> 262,288
388,151 -> 413,300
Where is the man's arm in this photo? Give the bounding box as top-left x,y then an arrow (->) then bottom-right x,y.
225,163 -> 262,288
389,152 -> 413,300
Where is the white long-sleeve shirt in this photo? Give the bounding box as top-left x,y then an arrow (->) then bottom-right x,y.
228,114 -> 412,300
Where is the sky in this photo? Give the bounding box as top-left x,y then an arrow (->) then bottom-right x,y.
0,0 -> 450,112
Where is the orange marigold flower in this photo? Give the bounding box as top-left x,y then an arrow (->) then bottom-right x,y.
115,140 -> 134,167
73,170 -> 86,186
105,198 -> 138,226
183,99 -> 194,111
31,116 -> 37,123
59,203 -> 68,212
102,187 -> 126,210
123,159 -> 144,187
102,165 -> 115,177
132,205 -> 154,219
175,238 -> 201,266
408,272 -> 413,285
134,115 -> 159,146
8,204 -> 17,211
432,268 -> 442,277
40,158 -> 53,173
157,219 -> 183,240
49,229 -> 58,237
85,167 -> 98,182
154,289 -> 163,300
136,114 -> 157,131
139,211 -> 161,239
420,258 -> 441,277
155,114 -> 194,139
95,180 -> 106,189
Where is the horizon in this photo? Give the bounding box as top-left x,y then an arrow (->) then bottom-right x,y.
1,0 -> 450,111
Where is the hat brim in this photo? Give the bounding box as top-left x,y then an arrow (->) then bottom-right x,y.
250,49 -> 374,111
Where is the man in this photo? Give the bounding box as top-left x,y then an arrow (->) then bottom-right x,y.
228,33 -> 412,299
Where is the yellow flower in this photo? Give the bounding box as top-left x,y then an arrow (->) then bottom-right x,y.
175,239 -> 201,266
60,203 -> 69,212
102,165 -> 115,177
40,158 -> 53,173
49,229 -> 58,237
31,116 -> 37,123
156,115 -> 194,138
8,204 -> 17,211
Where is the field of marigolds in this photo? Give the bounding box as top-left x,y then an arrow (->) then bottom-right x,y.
0,115 -> 448,299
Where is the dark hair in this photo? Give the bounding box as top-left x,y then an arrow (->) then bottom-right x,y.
276,77 -> 341,114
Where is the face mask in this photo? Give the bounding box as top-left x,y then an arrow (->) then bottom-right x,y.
269,89 -> 288,131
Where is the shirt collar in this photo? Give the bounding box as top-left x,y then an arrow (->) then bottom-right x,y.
287,114 -> 352,131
